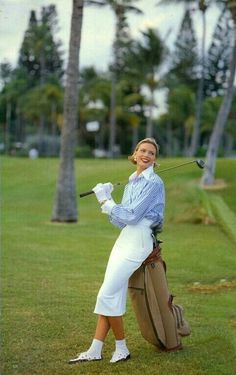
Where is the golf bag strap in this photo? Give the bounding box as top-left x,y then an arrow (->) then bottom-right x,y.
143,246 -> 167,274
143,244 -> 162,265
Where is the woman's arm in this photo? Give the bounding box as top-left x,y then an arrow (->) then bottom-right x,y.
102,180 -> 164,226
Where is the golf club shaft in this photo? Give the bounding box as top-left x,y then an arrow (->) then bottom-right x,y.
79,159 -> 204,198
156,159 -> 197,172
79,190 -> 95,198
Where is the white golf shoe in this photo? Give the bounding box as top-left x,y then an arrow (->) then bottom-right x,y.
68,351 -> 102,364
110,349 -> 131,363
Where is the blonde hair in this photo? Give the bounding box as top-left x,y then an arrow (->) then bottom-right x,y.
128,138 -> 159,165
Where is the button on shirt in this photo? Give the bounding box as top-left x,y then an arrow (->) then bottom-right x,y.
106,166 -> 165,229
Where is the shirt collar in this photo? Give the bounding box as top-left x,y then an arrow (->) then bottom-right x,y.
129,165 -> 154,182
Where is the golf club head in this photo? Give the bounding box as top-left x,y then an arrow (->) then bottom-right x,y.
196,159 -> 205,169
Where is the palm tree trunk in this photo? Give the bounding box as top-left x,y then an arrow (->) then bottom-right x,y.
201,25 -> 236,186
5,100 -> 11,155
146,88 -> 155,138
166,121 -> 172,156
51,102 -> 57,156
109,73 -> 117,157
52,0 -> 83,222
188,6 -> 206,156
132,125 -> 139,150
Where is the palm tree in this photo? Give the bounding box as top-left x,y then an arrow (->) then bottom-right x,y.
188,0 -> 208,156
52,0 -> 84,222
158,0 -> 236,185
158,0 -> 210,156
201,0 -> 236,185
123,28 -> 165,138
86,0 -> 143,156
141,29 -> 165,138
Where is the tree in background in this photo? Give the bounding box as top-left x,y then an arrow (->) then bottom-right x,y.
108,0 -> 143,156
204,7 -> 234,97
87,0 -> 143,156
78,66 -> 146,154
0,64 -> 30,153
0,61 -> 13,152
52,0 -> 84,222
16,5 -> 64,155
187,0 -> 209,156
18,6 -> 63,86
201,0 -> 236,185
78,66 -> 111,151
19,83 -> 63,142
1,0 -> 235,161
165,6 -> 199,155
158,0 -> 211,156
168,7 -> 199,91
224,93 -> 236,155
123,28 -> 165,138
166,85 -> 196,155
0,61 -> 12,87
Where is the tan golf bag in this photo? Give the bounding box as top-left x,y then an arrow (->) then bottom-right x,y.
128,241 -> 190,351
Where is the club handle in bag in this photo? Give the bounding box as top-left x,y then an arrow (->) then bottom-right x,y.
79,190 -> 95,198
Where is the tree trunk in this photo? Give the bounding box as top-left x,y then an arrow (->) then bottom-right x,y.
166,121 -> 172,157
145,88 -> 155,138
188,7 -> 206,157
201,25 -> 236,186
184,123 -> 189,156
5,100 -> 11,154
109,73 -> 117,157
132,125 -> 139,150
52,0 -> 83,222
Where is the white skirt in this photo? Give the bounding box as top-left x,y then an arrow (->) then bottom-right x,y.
94,219 -> 153,316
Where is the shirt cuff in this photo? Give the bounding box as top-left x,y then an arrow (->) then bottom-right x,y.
101,199 -> 116,215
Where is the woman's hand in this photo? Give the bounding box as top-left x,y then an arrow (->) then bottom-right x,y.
103,182 -> 114,198
92,183 -> 107,203
92,182 -> 114,203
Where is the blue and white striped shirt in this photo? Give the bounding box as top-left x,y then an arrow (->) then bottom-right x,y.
109,166 -> 165,229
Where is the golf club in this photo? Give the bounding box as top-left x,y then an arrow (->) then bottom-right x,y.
79,159 -> 205,198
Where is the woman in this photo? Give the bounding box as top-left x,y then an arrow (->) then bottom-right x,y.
69,137 -> 165,364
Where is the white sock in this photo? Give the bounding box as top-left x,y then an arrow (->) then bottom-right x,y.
87,338 -> 104,356
115,339 -> 129,353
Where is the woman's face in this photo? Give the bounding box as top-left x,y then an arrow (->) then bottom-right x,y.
134,142 -> 156,173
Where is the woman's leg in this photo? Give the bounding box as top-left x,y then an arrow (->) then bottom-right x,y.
94,315 -> 124,341
68,315 -> 108,363
107,316 -> 124,340
94,315 -> 111,341
95,315 -> 130,362
106,316 -> 130,363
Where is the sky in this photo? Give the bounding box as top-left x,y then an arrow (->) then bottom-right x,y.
0,0 -> 220,71
0,0 -> 220,114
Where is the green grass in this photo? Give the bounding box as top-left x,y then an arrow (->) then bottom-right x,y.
209,194 -> 236,245
1,156 -> 236,375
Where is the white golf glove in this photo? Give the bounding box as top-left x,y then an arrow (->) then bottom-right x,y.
101,199 -> 116,215
92,183 -> 107,203
103,182 -> 114,199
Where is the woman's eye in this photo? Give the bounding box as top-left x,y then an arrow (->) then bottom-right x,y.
139,148 -> 155,156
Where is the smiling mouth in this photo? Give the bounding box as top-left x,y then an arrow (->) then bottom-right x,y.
141,159 -> 150,163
